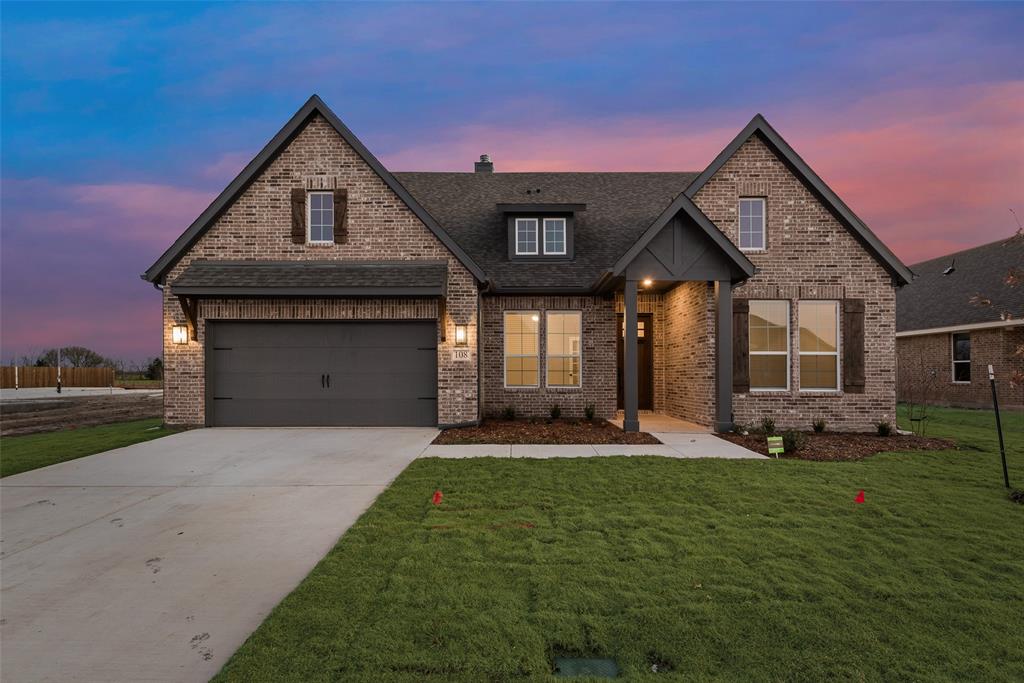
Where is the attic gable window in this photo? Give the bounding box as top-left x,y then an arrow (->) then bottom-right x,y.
515,218 -> 538,255
544,218 -> 566,255
308,192 -> 334,243
738,198 -> 765,251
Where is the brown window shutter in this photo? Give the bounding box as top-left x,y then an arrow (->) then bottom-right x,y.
732,299 -> 750,393
843,299 -> 866,393
290,188 -> 306,244
333,188 -> 348,244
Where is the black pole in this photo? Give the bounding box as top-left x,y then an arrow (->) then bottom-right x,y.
988,364 -> 1010,489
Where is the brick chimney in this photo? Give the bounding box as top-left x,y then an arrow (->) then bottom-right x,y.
474,154 -> 493,173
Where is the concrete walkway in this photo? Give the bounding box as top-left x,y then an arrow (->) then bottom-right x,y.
420,433 -> 765,459
0,427 -> 437,683
0,386 -> 163,401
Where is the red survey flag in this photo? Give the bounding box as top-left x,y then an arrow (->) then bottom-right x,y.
432,490 -> 443,505
854,490 -> 865,504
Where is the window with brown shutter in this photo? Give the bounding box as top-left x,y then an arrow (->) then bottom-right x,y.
842,299 -> 865,393
732,299 -> 750,392
290,188 -> 306,244
333,188 -> 348,244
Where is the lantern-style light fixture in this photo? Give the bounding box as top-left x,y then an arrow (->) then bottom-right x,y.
171,325 -> 189,345
454,324 -> 468,347
642,278 -> 654,288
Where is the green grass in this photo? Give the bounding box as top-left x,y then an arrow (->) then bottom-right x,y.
0,418 -> 177,477
216,407 -> 1024,682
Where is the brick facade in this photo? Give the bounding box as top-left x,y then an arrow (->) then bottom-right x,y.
162,114 -> 479,426
481,295 -> 616,419
692,135 -> 898,431
897,327 -> 1024,409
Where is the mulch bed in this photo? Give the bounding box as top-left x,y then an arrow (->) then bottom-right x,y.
432,418 -> 662,445
717,431 -> 956,461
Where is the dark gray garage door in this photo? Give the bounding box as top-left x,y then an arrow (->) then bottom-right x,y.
206,321 -> 437,427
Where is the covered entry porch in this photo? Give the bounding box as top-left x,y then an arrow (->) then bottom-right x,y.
597,193 -> 754,432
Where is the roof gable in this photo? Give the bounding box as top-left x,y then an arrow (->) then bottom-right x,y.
685,114 -> 913,285
142,95 -> 486,284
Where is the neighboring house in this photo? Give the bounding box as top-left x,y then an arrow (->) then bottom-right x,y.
143,95 -> 911,432
897,236 -> 1024,409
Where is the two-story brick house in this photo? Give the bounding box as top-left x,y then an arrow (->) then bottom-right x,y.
144,96 -> 912,432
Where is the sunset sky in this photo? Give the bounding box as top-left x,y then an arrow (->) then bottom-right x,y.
2,1 -> 1022,364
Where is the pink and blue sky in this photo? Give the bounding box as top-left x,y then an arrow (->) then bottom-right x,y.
2,1 -> 1022,363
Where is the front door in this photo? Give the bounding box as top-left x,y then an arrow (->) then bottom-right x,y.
617,313 -> 653,410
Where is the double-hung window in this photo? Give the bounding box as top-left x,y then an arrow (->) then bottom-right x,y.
546,311 -> 581,387
749,300 -> 789,390
504,311 -> 539,387
952,332 -> 971,382
515,218 -> 538,255
738,198 -> 765,251
308,192 -> 334,243
543,218 -> 566,255
799,301 -> 839,390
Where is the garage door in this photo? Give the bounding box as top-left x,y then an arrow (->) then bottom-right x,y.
206,321 -> 438,426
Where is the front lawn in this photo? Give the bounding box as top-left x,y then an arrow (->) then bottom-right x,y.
217,407 -> 1024,682
0,418 -> 177,477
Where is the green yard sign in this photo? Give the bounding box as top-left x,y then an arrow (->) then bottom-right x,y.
767,436 -> 784,458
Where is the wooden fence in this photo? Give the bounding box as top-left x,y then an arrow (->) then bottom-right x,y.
0,366 -> 115,389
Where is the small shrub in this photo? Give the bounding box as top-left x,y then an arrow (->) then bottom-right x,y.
876,420 -> 893,437
584,403 -> 596,421
550,404 -> 561,420
759,416 -> 776,435
1009,489 -> 1024,505
812,418 -> 826,433
782,429 -> 805,453
502,405 -> 516,421
732,422 -> 749,435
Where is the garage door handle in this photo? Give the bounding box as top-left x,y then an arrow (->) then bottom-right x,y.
321,374 -> 325,388
326,374 -> 330,388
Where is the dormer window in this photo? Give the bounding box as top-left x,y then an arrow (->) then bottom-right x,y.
515,218 -> 539,255
543,218 -> 566,255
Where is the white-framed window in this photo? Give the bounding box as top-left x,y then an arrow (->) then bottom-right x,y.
952,332 -> 971,383
749,300 -> 789,391
515,218 -> 538,255
799,301 -> 839,391
546,311 -> 581,387
504,311 -> 539,387
308,191 -> 334,243
738,198 -> 765,251
543,218 -> 567,255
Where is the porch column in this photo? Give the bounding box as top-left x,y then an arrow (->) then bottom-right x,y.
623,279 -> 640,432
714,280 -> 733,432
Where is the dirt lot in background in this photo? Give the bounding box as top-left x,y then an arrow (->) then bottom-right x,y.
717,431 -> 956,461
433,418 -> 662,445
0,392 -> 163,436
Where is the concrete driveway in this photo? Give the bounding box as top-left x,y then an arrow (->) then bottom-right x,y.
0,427 -> 436,682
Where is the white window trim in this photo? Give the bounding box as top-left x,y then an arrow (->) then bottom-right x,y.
545,310 -> 582,388
798,300 -> 841,392
951,332 -> 971,384
514,218 -> 539,256
543,218 -> 567,256
307,191 -> 334,245
750,299 -> 790,392
738,197 -> 766,252
503,310 -> 540,389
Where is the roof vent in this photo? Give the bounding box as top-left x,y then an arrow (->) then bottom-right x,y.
943,259 -> 956,275
474,154 -> 493,173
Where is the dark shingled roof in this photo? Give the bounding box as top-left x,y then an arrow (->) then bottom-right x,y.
395,172 -> 700,290
896,236 -> 1024,332
170,260 -> 447,296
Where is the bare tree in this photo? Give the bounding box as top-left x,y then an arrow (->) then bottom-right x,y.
969,213 -> 1023,388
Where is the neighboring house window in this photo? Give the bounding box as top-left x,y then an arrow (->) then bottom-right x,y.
546,311 -> 581,387
544,218 -> 567,255
308,191 -> 334,243
799,301 -> 839,391
952,332 -> 971,382
504,311 -> 539,387
738,198 -> 765,251
749,300 -> 789,390
515,218 -> 538,255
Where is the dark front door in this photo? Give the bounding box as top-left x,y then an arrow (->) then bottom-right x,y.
617,313 -> 653,410
206,321 -> 438,427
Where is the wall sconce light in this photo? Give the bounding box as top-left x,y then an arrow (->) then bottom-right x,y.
454,324 -> 468,346
171,324 -> 189,345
